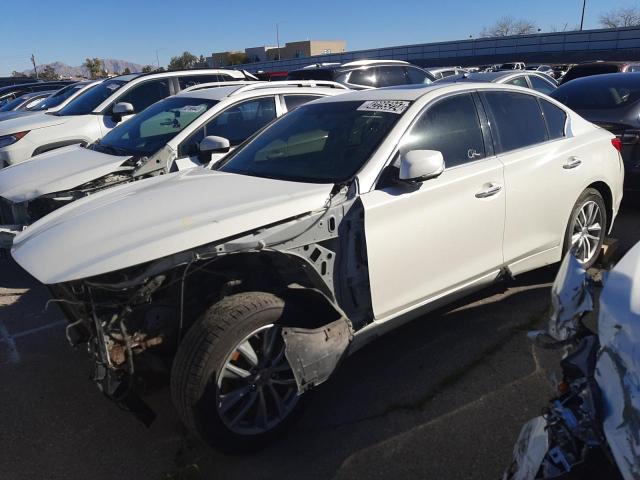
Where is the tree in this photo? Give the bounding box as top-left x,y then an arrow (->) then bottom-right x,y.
195,54 -> 208,68
11,70 -> 24,77
599,6 -> 640,28
123,67 -> 131,75
40,65 -> 59,80
167,51 -> 198,70
141,65 -> 154,73
480,16 -> 537,37
84,57 -> 103,79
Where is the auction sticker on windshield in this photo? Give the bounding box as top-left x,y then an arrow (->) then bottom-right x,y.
357,100 -> 410,114
178,105 -> 207,113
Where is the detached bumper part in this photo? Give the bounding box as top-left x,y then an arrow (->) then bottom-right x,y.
282,317 -> 353,394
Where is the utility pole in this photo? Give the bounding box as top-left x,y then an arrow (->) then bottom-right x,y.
30,53 -> 38,79
156,49 -> 161,69
580,0 -> 587,31
276,23 -> 281,61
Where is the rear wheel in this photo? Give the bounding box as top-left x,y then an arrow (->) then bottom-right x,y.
170,292 -> 302,451
563,188 -> 607,268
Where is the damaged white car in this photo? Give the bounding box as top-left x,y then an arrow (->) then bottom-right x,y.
0,80 -> 348,248
11,83 -> 623,450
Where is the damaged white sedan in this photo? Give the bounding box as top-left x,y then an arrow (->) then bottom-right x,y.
10,83 -> 623,450
0,80 -> 347,248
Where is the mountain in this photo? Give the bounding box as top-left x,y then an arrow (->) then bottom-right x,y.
24,59 -> 145,78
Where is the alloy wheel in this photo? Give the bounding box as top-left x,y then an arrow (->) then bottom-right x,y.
216,324 -> 298,435
570,200 -> 603,264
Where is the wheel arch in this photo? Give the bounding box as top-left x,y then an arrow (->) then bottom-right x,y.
586,180 -> 614,233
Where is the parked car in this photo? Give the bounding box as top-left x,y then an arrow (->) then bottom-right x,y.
560,61 -> 640,84
0,69 -> 255,168
287,60 -> 435,89
435,71 -> 558,95
0,76 -> 43,87
551,64 -> 573,80
9,82 -> 623,450
0,90 -> 54,113
0,80 -> 349,247
525,64 -> 555,76
426,66 -> 468,80
551,72 -> 640,193
0,80 -> 75,108
498,62 -> 526,70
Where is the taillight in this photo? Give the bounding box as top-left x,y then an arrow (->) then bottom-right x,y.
612,137 -> 623,152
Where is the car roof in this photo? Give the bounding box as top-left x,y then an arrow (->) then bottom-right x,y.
556,71 -> 640,87
19,90 -> 55,99
176,84 -> 345,101
438,71 -> 513,83
309,82 -> 550,104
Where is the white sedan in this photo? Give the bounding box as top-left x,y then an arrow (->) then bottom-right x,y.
11,82 -> 624,450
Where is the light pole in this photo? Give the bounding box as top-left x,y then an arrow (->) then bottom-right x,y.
580,0 -> 587,31
276,23 -> 281,61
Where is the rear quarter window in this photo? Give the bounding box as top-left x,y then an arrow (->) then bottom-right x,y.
540,99 -> 567,139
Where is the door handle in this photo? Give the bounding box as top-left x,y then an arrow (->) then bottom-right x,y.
475,183 -> 502,198
563,156 -> 582,169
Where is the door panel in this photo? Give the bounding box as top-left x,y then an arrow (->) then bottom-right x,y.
500,139 -> 586,270
362,158 -> 505,319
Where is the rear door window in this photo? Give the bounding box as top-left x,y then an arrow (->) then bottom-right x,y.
481,91 -> 548,153
179,96 -> 277,155
540,99 -> 567,139
402,93 -> 485,168
406,67 -> 432,85
375,66 -> 408,87
114,79 -> 171,113
283,95 -> 322,111
178,74 -> 220,89
504,76 -> 529,88
528,76 -> 556,95
347,68 -> 377,87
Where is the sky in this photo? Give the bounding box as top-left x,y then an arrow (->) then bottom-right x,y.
0,0 -> 637,75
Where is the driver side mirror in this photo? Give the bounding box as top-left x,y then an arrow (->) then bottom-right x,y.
112,102 -> 134,123
200,136 -> 230,155
399,149 -> 445,182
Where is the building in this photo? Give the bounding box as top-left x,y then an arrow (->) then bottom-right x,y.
207,40 -> 347,67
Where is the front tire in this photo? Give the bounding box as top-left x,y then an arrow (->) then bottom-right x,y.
170,292 -> 302,451
563,188 -> 607,269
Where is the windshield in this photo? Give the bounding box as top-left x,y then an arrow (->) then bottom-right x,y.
28,83 -> 89,111
93,96 -> 218,156
551,75 -> 640,110
56,79 -> 127,116
0,95 -> 30,112
218,100 -> 406,183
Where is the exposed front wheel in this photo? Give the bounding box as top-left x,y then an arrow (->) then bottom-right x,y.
563,188 -> 607,269
170,292 -> 302,451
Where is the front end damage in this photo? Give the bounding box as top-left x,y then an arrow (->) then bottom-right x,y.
47,186 -> 371,424
0,172 -> 132,250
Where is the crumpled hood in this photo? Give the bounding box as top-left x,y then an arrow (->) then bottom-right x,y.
12,168 -> 333,284
595,241 -> 640,480
0,111 -> 68,134
0,145 -> 130,202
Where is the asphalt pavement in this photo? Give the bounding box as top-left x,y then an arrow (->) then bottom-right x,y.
1,206 -> 638,480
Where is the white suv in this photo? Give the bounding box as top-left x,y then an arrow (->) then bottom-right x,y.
0,69 -> 254,168
0,80 -> 348,246
11,83 -> 623,450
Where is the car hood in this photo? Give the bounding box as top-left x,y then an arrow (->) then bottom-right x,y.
0,111 -> 68,134
0,145 -> 130,202
0,110 -> 39,122
12,168 -> 333,284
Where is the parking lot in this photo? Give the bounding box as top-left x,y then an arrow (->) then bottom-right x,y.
0,205 -> 636,480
